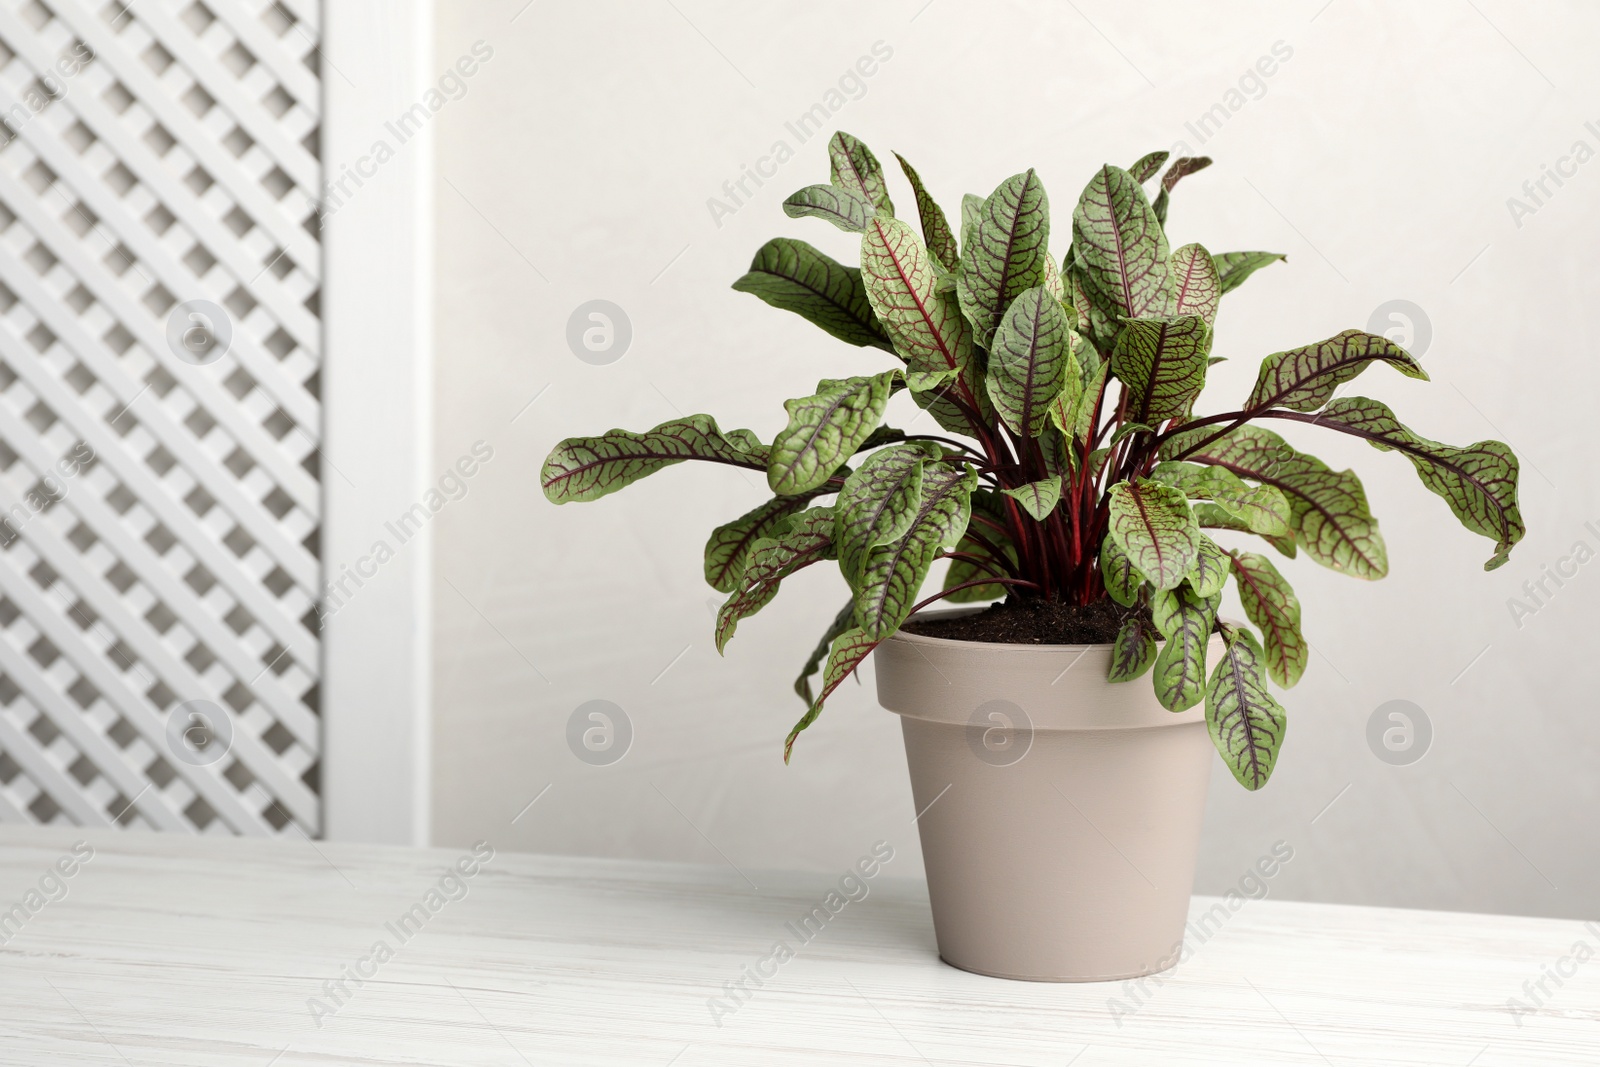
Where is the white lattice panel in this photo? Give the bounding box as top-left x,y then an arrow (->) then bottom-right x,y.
0,0 -> 321,835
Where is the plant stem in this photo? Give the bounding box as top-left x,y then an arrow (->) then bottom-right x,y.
907,577 -> 1041,619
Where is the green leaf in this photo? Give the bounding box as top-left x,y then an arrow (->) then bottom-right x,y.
959,193 -> 983,252
1100,533 -> 1145,607
732,238 -> 892,351
1214,251 -> 1286,294
1175,425 -> 1387,579
1072,164 -> 1172,321
1042,254 -> 1066,301
1111,316 -> 1212,426
894,153 -> 959,273
769,370 -> 900,495
986,287 -> 1078,438
1151,155 -> 1212,225
861,216 -> 976,391
1194,504 -> 1298,558
1152,585 -> 1217,711
1086,446 -> 1113,482
828,131 -> 893,217
1188,533 -> 1229,597
945,491 -> 1013,601
715,508 -> 836,652
704,495 -> 814,593
1107,421 -> 1156,447
1067,253 -> 1120,356
1206,623 -> 1287,790
1107,478 -> 1201,590
1149,460 -> 1292,538
958,169 -> 1052,344
1293,397 -> 1524,570
855,463 -> 978,639
1128,150 -> 1170,183
1108,614 -> 1158,682
1161,155 -> 1213,192
1001,477 -> 1062,521
909,359 -> 992,440
795,601 -> 859,704
1246,329 -> 1428,413
782,184 -> 874,232
1228,550 -> 1307,688
543,415 -> 768,504
834,441 -> 942,585
1170,243 -> 1221,325
1052,360 -> 1107,449
785,627 -> 879,763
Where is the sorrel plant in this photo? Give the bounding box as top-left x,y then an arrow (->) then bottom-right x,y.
542,132 -> 1524,789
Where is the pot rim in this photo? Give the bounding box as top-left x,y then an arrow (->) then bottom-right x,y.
890,604 -> 1122,654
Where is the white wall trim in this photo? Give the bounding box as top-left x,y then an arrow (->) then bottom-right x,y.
322,0 -> 434,844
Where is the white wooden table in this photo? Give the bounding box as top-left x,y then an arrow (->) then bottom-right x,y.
0,826 -> 1593,1065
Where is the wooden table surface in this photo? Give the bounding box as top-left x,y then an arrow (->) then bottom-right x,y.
0,825 -> 1593,1065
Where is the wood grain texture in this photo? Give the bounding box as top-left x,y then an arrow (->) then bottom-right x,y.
0,826 -> 1592,1065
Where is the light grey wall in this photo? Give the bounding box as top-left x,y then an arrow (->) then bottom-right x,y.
430,0 -> 1600,920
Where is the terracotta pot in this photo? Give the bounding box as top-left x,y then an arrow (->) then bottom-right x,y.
875,608 -> 1221,982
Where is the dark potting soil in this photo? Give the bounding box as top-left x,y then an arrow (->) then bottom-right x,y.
901,596 -> 1145,645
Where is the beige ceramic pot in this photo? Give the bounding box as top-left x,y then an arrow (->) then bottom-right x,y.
875,607 -> 1222,982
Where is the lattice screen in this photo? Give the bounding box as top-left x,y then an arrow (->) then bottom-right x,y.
0,0 -> 322,836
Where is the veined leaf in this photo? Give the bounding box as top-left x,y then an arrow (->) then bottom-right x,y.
960,193 -> 983,253
1246,329 -> 1427,413
782,184 -> 874,232
1152,155 -> 1213,225
1100,532 -> 1145,607
958,169 -> 1052,344
828,131 -> 893,217
834,442 -> 942,584
1111,316 -> 1212,426
944,490 -> 1013,601
1152,584 -> 1218,712
704,494 -> 814,593
1002,477 -> 1062,521
1288,397 -> 1524,570
1161,155 -> 1213,192
1108,613 -> 1158,682
894,153 -> 959,272
987,287 -> 1077,437
1129,150 -> 1170,183
861,216 -> 975,391
1188,533 -> 1230,597
1176,425 -> 1387,579
543,415 -> 767,504
1042,254 -> 1066,301
1228,550 -> 1307,688
732,238 -> 892,351
1206,623 -> 1287,790
1054,360 -> 1108,450
1194,504 -> 1298,558
1066,254 -> 1118,356
910,358 -> 992,440
1072,164 -> 1172,321
1214,251 -> 1285,294
1171,243 -> 1222,325
715,508 -> 836,653
1107,479 -> 1201,590
1046,349 -> 1091,448
855,463 -> 978,639
1149,460 -> 1292,538
769,370 -> 900,495
795,600 -> 858,704
1087,446 -> 1114,482
784,627 -> 879,762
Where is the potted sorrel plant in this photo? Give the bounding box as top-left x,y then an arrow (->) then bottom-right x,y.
542,132 -> 1524,981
